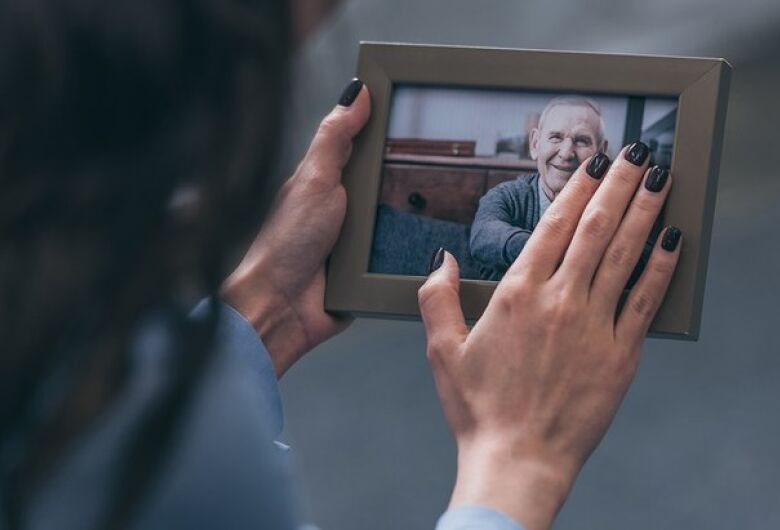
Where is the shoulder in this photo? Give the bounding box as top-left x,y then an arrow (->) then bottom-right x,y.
487,173 -> 539,198
26,305 -> 295,530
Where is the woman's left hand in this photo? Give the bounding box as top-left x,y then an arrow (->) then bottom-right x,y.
221,79 -> 370,377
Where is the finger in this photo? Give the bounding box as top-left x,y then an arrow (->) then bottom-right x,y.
592,166 -> 672,309
418,251 -> 468,361
506,152 -> 609,280
555,142 -> 651,286
298,78 -> 371,185
616,226 -> 682,342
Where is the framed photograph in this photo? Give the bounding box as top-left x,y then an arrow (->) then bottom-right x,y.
325,42 -> 731,340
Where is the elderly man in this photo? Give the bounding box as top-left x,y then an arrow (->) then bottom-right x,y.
469,96 -> 611,280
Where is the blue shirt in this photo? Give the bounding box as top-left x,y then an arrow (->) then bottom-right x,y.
22,300 -> 524,530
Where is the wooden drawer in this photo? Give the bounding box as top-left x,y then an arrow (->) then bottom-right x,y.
380,164 -> 485,225
385,138 -> 476,157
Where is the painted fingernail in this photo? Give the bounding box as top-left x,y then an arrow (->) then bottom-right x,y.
428,247 -> 445,274
338,78 -> 363,107
645,166 -> 669,192
661,226 -> 681,251
625,141 -> 650,166
586,152 -> 610,179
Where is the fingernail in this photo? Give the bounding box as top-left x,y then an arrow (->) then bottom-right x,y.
645,166 -> 669,192
661,226 -> 681,251
428,247 -> 445,274
625,141 -> 650,166
586,152 -> 610,179
338,78 -> 363,107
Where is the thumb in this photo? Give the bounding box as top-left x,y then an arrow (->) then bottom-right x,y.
300,78 -> 371,185
418,250 -> 468,358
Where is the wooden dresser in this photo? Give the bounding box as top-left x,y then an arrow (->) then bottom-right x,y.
380,139 -> 537,225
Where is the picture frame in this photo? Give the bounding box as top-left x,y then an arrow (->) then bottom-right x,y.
325,42 -> 731,340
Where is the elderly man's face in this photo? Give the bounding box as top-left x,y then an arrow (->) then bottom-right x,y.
529,104 -> 606,200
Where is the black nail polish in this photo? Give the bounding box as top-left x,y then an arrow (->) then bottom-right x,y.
661,226 -> 681,251
428,247 -> 445,274
586,152 -> 610,179
338,78 -> 363,107
625,142 -> 650,166
645,166 -> 669,192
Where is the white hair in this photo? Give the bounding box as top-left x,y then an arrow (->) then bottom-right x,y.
537,96 -> 606,147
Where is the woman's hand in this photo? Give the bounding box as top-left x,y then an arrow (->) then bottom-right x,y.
418,145 -> 680,530
221,79 -> 369,378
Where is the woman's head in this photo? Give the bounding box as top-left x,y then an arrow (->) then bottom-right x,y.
0,0 -> 292,300
0,0 -> 291,525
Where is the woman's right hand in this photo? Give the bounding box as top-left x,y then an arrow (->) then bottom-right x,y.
418,145 -> 680,530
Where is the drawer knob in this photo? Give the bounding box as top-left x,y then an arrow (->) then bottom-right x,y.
408,192 -> 427,209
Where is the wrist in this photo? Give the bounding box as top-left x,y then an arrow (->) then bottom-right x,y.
219,267 -> 307,378
451,436 -> 578,530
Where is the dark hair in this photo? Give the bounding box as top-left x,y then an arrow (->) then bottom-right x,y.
0,0 -> 291,527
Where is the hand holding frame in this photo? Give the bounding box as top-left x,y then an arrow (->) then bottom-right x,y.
221,80 -> 370,377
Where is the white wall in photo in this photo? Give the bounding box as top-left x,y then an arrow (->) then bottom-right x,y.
387,85 -> 630,159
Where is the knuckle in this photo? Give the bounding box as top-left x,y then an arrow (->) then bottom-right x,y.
549,290 -> 578,325
604,242 -> 631,270
540,210 -> 574,238
633,193 -> 660,215
532,282 -> 578,330
492,290 -> 515,314
496,276 -> 533,305
650,255 -> 677,276
417,282 -> 437,309
333,183 -> 347,204
425,337 -> 448,363
418,278 -> 454,311
317,115 -> 352,155
317,114 -> 341,136
628,290 -> 658,320
580,208 -> 612,239
298,167 -> 332,195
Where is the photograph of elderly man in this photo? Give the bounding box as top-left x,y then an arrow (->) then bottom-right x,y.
369,86 -> 675,281
469,96 -> 608,280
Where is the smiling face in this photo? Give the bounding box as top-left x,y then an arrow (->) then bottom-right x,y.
529,102 -> 607,200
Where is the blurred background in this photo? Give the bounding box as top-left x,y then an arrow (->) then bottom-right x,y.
277,1 -> 780,528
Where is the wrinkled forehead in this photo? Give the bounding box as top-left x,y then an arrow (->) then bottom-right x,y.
539,104 -> 602,136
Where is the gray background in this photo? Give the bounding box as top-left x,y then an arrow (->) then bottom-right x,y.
277,1 -> 780,528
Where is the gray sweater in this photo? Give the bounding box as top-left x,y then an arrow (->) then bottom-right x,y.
469,173 -> 542,280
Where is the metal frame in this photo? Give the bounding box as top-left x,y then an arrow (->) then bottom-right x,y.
325,42 -> 731,340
